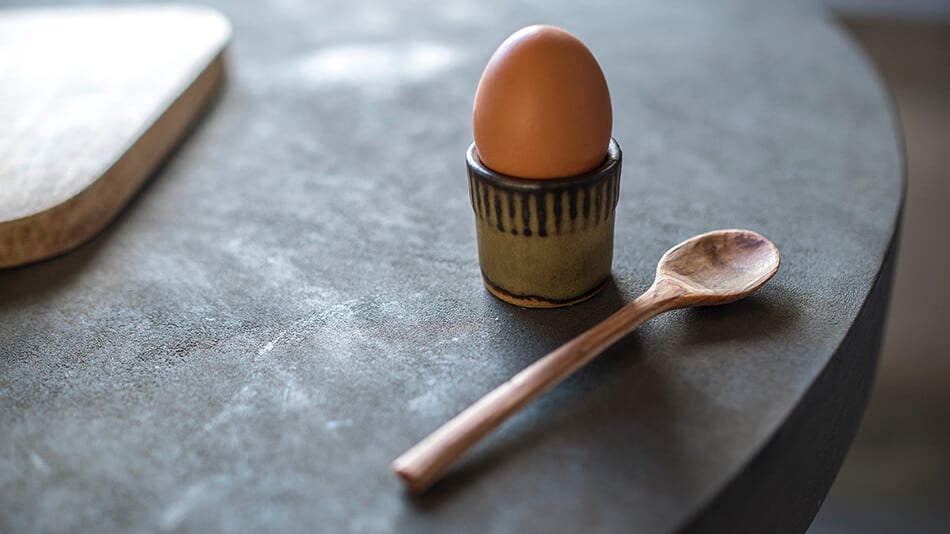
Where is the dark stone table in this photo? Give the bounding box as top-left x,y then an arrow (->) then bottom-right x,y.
0,0 -> 903,532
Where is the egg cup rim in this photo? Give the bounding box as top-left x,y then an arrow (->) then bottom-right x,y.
466,138 -> 621,192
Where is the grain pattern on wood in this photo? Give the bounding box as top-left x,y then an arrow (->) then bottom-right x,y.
392,229 -> 780,494
0,5 -> 231,268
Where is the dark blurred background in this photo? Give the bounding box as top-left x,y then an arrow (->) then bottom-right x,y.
812,1 -> 950,532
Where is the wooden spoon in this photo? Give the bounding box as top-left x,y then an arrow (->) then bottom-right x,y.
392,229 -> 781,494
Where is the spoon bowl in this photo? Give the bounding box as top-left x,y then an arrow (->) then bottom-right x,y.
656,229 -> 781,306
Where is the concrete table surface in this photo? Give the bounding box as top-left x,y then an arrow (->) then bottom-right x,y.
0,0 -> 903,532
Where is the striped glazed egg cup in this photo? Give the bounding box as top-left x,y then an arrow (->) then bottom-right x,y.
467,138 -> 622,308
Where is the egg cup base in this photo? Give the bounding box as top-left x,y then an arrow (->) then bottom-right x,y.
481,273 -> 607,308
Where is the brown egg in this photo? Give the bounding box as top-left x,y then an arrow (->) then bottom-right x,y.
473,25 -> 612,179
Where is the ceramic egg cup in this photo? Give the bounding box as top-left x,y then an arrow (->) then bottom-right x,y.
467,138 -> 622,308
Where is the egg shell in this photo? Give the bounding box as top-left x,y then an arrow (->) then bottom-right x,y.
473,25 -> 612,179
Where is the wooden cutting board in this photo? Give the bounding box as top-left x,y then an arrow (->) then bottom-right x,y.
0,5 -> 231,268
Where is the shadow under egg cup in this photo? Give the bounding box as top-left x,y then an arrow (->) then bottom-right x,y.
467,138 -> 622,308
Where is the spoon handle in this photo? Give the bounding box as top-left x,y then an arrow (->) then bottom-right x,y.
392,283 -> 681,494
